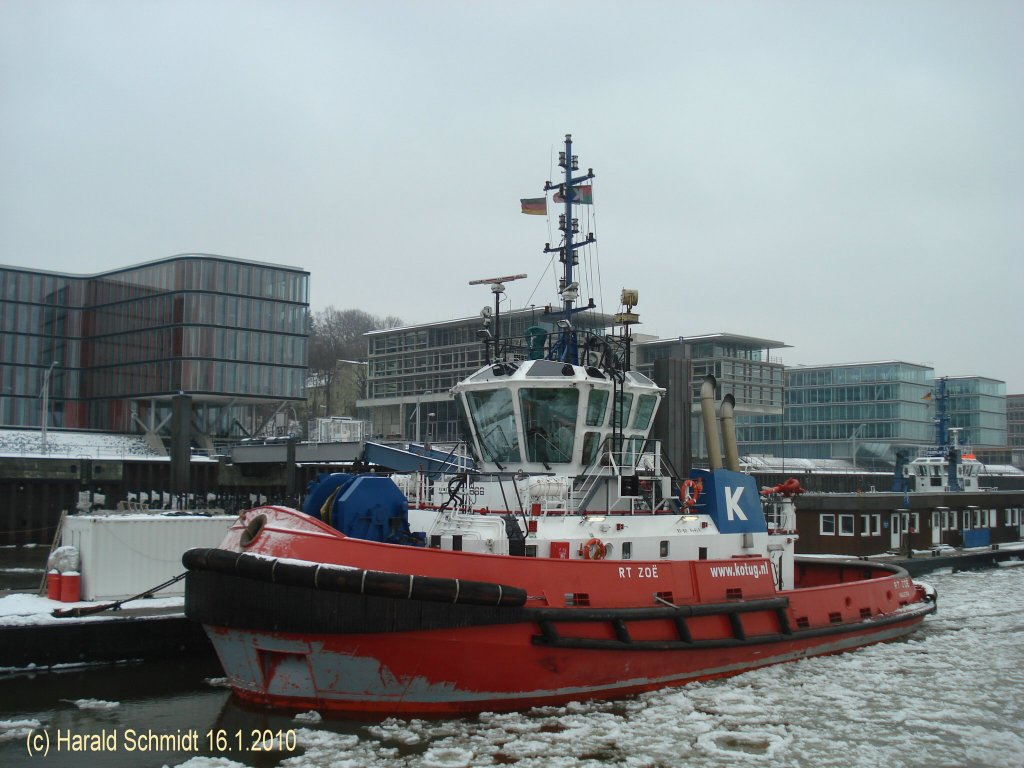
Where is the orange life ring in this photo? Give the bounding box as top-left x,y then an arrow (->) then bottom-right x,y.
581,537 -> 607,560
679,478 -> 703,508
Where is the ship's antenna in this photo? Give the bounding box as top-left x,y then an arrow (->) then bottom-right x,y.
542,133 -> 596,363
469,273 -> 527,362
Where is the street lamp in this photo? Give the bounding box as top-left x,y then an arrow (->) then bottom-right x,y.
41,360 -> 59,454
849,423 -> 867,471
413,390 -> 432,443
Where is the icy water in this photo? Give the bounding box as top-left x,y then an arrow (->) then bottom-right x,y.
1,567 -> 1022,768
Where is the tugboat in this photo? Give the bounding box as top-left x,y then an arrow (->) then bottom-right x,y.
184,135 -> 936,716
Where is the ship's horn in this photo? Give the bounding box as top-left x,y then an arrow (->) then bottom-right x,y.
719,393 -> 740,472
700,375 -> 722,471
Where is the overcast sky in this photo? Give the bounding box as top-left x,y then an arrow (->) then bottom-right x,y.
2,1 -> 1022,390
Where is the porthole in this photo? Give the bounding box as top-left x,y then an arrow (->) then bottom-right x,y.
240,514 -> 267,547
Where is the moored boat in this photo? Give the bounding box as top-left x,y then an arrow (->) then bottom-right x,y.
184,135 -> 936,716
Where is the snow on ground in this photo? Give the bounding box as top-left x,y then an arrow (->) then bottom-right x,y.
0,592 -> 184,628
0,428 -> 163,460
171,568 -> 1023,768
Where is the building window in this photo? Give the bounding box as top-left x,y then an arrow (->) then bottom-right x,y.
839,514 -> 854,536
820,514 -> 836,536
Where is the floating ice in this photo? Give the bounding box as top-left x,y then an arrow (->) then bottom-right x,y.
0,719 -> 42,744
66,698 -> 119,710
421,747 -> 475,768
173,758 -> 248,768
294,710 -> 322,723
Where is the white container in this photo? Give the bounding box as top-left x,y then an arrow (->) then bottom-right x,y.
61,512 -> 235,600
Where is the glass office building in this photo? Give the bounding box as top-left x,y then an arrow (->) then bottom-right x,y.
635,334 -> 788,460
636,334 -> 787,414
944,376 -> 1007,449
742,361 -> 935,469
358,323 -> 787,450
1009,394 -> 1024,467
0,255 -> 309,437
358,308 -> 614,442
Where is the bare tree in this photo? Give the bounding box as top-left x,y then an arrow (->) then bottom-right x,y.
307,308 -> 402,417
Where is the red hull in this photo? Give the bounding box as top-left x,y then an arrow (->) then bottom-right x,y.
185,506 -> 935,716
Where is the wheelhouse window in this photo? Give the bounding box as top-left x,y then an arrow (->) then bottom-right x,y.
465,388 -> 521,463
585,388 -> 609,426
631,394 -> 658,430
620,435 -> 647,465
608,391 -> 634,429
839,514 -> 855,536
581,431 -> 602,466
820,514 -> 836,535
520,388 -> 579,464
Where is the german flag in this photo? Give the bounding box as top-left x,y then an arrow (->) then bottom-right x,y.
520,197 -> 547,215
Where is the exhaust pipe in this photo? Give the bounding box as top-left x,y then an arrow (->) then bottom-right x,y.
719,393 -> 740,472
700,375 -> 722,471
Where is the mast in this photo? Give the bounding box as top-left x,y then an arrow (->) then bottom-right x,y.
543,134 -> 596,363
